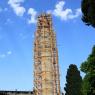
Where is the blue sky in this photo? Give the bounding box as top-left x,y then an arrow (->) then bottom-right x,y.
0,0 -> 95,93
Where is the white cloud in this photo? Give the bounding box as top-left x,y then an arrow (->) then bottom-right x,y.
0,51 -> 12,59
67,8 -> 82,19
7,51 -> 12,55
52,1 -> 81,21
7,0 -> 81,24
27,8 -> 37,24
8,0 -> 26,16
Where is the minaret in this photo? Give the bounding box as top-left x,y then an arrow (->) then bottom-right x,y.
34,13 -> 60,95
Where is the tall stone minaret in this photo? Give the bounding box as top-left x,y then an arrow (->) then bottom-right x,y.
34,13 -> 60,95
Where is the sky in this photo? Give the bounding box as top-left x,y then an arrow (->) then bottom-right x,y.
0,0 -> 95,93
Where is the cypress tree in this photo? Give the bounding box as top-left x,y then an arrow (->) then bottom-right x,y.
64,64 -> 82,95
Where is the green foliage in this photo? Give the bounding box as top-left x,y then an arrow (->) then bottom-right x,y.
82,75 -> 90,95
64,64 -> 82,95
80,45 -> 95,95
81,0 -> 95,28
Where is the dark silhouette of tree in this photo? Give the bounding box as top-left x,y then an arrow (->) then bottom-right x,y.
64,64 -> 82,95
81,0 -> 95,28
81,45 -> 95,95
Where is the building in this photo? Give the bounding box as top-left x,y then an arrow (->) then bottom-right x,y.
0,90 -> 33,95
34,14 -> 60,95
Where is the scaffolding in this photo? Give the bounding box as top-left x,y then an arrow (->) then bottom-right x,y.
34,13 -> 60,95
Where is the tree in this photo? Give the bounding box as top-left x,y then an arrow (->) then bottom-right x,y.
82,74 -> 90,95
64,64 -> 82,95
80,45 -> 95,95
81,0 -> 95,28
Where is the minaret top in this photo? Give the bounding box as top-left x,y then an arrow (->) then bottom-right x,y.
37,13 -> 52,28
37,13 -> 51,19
